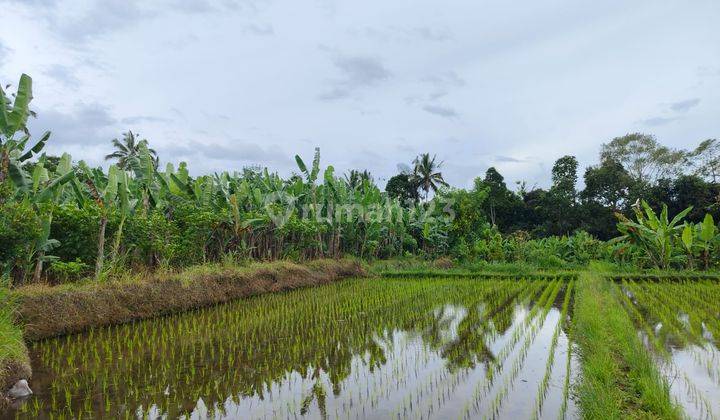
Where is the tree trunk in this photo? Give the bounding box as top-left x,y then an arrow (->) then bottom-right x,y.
111,215 -> 126,262
95,216 -> 108,280
32,251 -> 44,283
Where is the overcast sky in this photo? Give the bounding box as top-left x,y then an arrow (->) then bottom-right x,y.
1,0 -> 718,189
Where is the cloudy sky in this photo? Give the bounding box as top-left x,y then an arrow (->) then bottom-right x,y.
1,0 -> 718,189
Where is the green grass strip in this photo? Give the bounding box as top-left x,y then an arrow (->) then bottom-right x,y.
573,273 -> 680,420
0,288 -> 29,386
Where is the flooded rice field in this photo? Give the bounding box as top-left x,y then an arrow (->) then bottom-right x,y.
8,276 -> 578,419
618,278 -> 720,419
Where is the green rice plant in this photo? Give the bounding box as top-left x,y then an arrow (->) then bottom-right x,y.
616,276 -> 720,419
14,276 -> 581,418
483,280 -> 563,419
532,280 -> 574,419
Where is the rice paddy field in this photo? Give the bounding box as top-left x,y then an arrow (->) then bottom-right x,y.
6,275 -> 580,419
616,277 -> 720,419
4,273 -> 720,419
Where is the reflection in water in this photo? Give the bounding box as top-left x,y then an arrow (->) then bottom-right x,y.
620,279 -> 720,419
8,277 -> 578,419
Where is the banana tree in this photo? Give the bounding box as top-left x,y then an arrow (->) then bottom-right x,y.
22,153 -> 76,282
295,148 -> 324,257
613,200 -> 692,269
78,163 -> 123,280
681,223 -> 695,270
0,74 -> 51,191
127,142 -> 162,214
111,169 -> 136,261
696,214 -> 716,270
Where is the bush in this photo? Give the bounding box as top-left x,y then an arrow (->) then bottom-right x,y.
47,259 -> 90,283
0,200 -> 41,285
50,204 -> 102,264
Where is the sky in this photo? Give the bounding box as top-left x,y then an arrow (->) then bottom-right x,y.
1,0 -> 718,190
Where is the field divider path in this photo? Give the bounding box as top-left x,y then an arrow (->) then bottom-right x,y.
574,272 -> 680,420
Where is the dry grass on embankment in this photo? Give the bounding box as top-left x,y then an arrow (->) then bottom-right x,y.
12,259 -> 365,342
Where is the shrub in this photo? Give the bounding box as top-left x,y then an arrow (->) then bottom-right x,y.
50,204 -> 102,264
47,259 -> 90,283
0,200 -> 41,285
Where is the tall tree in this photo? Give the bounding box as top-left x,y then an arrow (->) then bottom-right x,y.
541,155 -> 580,236
411,153 -> 448,200
478,167 -> 518,229
689,138 -> 720,182
600,133 -> 686,184
344,169 -> 373,189
104,131 -> 158,170
581,157 -> 632,210
579,157 -> 633,239
551,155 -> 579,200
385,173 -> 419,204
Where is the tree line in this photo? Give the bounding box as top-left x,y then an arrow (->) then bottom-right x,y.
2,73 -> 720,285
384,133 -> 719,241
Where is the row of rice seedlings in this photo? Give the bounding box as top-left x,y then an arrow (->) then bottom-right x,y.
389,280 -> 529,418
460,279 -> 561,418
635,281 -> 711,344
409,282 -> 532,418
458,280 -> 551,418
655,281 -> 720,345
623,279 -> 720,382
646,283 -> 708,340
644,283 -> 720,387
482,280 -> 564,420
26,278 -> 410,416
621,279 -> 692,346
329,279 -> 535,419
484,279 -> 558,384
532,279 -> 574,420
558,333 -> 575,420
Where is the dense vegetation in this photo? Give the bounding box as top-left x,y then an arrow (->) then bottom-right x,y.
3,74 -> 720,286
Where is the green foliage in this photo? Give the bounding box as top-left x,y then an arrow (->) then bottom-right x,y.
0,288 -> 27,370
4,72 -> 720,283
613,200 -> 694,269
50,204 -> 102,264
0,199 -> 41,285
385,173 -> 419,204
47,259 -> 90,283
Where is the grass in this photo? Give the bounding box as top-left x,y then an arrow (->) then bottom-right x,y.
0,288 -> 30,398
573,272 -> 680,419
0,290 -> 24,363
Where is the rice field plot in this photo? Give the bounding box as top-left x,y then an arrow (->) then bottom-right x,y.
7,275 -> 578,419
616,277 -> 720,419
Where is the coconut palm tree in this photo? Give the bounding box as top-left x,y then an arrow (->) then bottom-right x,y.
104,131 -> 158,170
412,153 -> 448,200
344,169 -> 373,189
